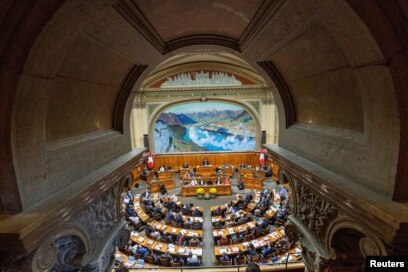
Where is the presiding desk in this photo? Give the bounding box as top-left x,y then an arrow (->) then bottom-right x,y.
195,165 -> 215,179
147,179 -> 175,193
181,184 -> 232,197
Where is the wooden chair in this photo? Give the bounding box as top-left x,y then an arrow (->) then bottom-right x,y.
134,253 -> 143,260
159,257 -> 170,267
244,234 -> 254,241
145,255 -> 155,264
250,254 -> 260,263
235,257 -> 247,265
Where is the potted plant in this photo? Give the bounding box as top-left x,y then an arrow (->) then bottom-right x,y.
196,188 -> 205,199
209,187 -> 217,198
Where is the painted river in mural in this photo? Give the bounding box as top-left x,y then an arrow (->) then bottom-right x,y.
154,102 -> 256,153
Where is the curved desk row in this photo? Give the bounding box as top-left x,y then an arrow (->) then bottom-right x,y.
131,232 -> 203,257
149,220 -> 203,238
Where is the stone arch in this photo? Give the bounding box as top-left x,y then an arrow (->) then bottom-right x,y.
326,219 -> 387,258
31,225 -> 91,272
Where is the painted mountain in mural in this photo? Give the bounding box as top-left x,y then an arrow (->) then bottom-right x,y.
154,102 -> 256,153
158,112 -> 196,125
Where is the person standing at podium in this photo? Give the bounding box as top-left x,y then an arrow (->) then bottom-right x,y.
202,158 -> 210,166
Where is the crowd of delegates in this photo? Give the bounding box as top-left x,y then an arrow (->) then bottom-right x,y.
120,189 -> 204,267
212,187 -> 294,265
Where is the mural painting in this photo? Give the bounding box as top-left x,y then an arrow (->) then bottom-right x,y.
154,102 -> 256,153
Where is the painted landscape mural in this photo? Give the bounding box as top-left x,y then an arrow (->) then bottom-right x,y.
154,102 -> 256,153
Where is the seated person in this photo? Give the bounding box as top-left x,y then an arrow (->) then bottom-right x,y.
167,210 -> 175,222
239,162 -> 246,169
175,212 -> 183,226
191,220 -> 202,229
172,254 -> 185,266
198,177 -> 205,186
187,252 -> 200,266
177,234 -> 186,246
207,179 -> 213,185
234,250 -> 246,263
218,235 -> 229,246
167,165 -> 173,170
182,162 -> 189,168
247,244 -> 258,260
202,158 -> 210,166
136,245 -> 148,257
261,242 -> 275,258
190,177 -> 197,186
238,180 -> 245,190
159,183 -> 167,194
189,234 -> 200,246
141,189 -> 150,199
159,165 -> 166,172
216,177 -> 222,185
220,252 -> 230,262
224,176 -> 231,185
183,218 -> 192,228
128,215 -> 141,225
160,250 -> 172,262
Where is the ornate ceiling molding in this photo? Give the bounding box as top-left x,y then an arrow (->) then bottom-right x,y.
113,0 -> 166,54
258,61 -> 295,128
164,34 -> 241,54
240,0 -> 286,50
114,0 -> 284,55
114,64 -> 147,132
141,61 -> 266,88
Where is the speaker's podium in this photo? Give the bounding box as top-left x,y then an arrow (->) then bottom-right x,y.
196,165 -> 214,179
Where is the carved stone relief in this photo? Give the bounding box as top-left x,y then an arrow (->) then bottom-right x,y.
293,179 -> 338,242
76,183 -> 120,253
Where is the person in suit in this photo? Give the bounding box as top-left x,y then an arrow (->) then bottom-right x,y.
183,162 -> 189,168
216,177 -> 222,185
202,158 -> 210,166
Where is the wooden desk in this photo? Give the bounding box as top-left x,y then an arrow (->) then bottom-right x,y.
196,165 -> 215,179
157,170 -> 175,179
179,167 -> 191,177
145,171 -> 155,183
148,179 -> 175,193
218,166 -> 234,177
212,220 -> 257,238
131,233 -> 203,257
149,221 -> 203,238
244,177 -> 264,190
181,184 -> 232,197
214,227 -> 285,257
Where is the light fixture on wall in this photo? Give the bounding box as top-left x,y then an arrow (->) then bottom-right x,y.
200,96 -> 208,102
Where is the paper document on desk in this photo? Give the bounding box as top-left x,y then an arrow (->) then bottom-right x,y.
228,227 -> 235,234
147,240 -> 154,245
247,222 -> 255,228
171,228 -> 178,233
138,237 -> 145,243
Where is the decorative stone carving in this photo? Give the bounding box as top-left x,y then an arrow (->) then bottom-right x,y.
161,70 -> 242,88
32,241 -> 59,271
76,183 -> 120,253
294,180 -> 338,242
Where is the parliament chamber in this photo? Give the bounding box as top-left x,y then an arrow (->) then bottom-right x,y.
1,1 -> 408,272
115,151 -> 303,270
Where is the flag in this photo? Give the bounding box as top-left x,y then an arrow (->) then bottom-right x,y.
259,150 -> 265,166
147,152 -> 154,169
